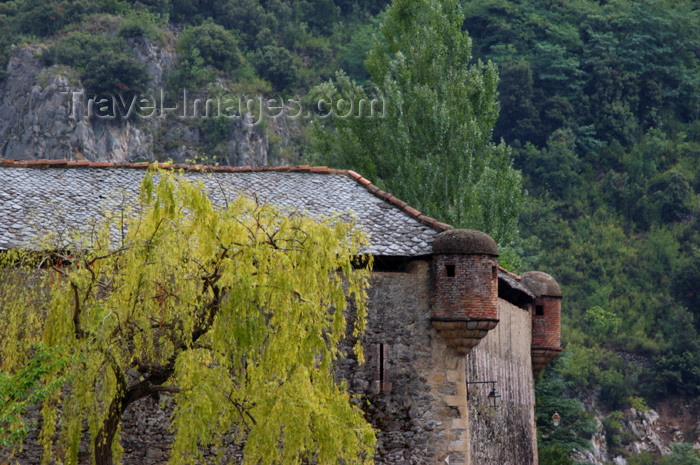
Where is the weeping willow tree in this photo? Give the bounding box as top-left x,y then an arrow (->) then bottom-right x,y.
0,168 -> 376,465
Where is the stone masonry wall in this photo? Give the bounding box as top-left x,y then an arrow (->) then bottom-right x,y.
466,299 -> 538,465
341,259 -> 472,465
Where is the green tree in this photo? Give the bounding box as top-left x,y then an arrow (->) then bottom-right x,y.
494,59 -> 539,146
584,305 -> 621,337
214,0 -> 270,50
82,51 -> 150,96
649,170 -> 692,224
538,444 -> 574,465
169,21 -> 244,89
44,32 -> 150,97
44,31 -> 120,70
516,129 -> 581,201
673,241 -> 700,324
17,0 -> 95,37
311,0 -> 524,248
252,45 -> 299,90
336,18 -> 382,84
0,169 -> 376,465
296,0 -> 340,35
0,343 -> 70,448
178,21 -> 243,73
170,0 -> 217,24
667,443 -> 700,465
535,353 -> 597,455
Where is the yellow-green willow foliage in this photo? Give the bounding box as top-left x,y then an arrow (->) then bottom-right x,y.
0,168 -> 376,465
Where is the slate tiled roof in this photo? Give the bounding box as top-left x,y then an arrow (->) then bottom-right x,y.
0,161 -> 451,256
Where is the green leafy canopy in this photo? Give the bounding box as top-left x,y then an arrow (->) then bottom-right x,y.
310,0 -> 524,254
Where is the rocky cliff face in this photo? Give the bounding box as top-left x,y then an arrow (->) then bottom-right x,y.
0,39 -> 297,165
573,399 -> 700,465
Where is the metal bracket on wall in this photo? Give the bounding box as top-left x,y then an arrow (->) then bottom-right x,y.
466,379 -> 501,407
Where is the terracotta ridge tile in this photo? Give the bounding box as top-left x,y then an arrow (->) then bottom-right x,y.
403,206 -> 420,217
0,160 -> 353,176
498,265 -> 522,280
343,170 -> 452,233
129,162 -> 150,168
417,215 -> 437,227
434,222 -> 452,232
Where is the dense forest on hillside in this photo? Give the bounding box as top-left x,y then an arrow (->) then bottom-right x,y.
459,2 -> 699,464
0,0 -> 698,463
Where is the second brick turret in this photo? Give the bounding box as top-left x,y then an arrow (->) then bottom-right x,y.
521,271 -> 563,376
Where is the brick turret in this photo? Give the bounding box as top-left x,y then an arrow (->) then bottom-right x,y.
430,229 -> 499,355
521,271 -> 563,376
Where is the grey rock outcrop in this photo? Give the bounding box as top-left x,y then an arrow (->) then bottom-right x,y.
0,38 -> 296,165
0,44 -> 156,162
572,406 -> 688,465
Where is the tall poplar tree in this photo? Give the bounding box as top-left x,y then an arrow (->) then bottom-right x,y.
311,0 -> 524,249
0,169 -> 376,465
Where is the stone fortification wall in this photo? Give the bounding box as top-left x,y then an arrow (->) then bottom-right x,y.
343,259 -> 518,465
2,395 -> 242,464
341,259 -> 463,464
466,299 -> 537,465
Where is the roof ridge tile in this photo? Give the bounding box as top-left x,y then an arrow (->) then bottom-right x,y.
498,266 -> 522,280
344,170 -> 452,233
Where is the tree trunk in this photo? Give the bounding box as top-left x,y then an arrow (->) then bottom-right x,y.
94,393 -> 124,465
93,369 -> 175,464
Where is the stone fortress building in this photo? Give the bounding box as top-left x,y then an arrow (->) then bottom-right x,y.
0,160 -> 563,465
